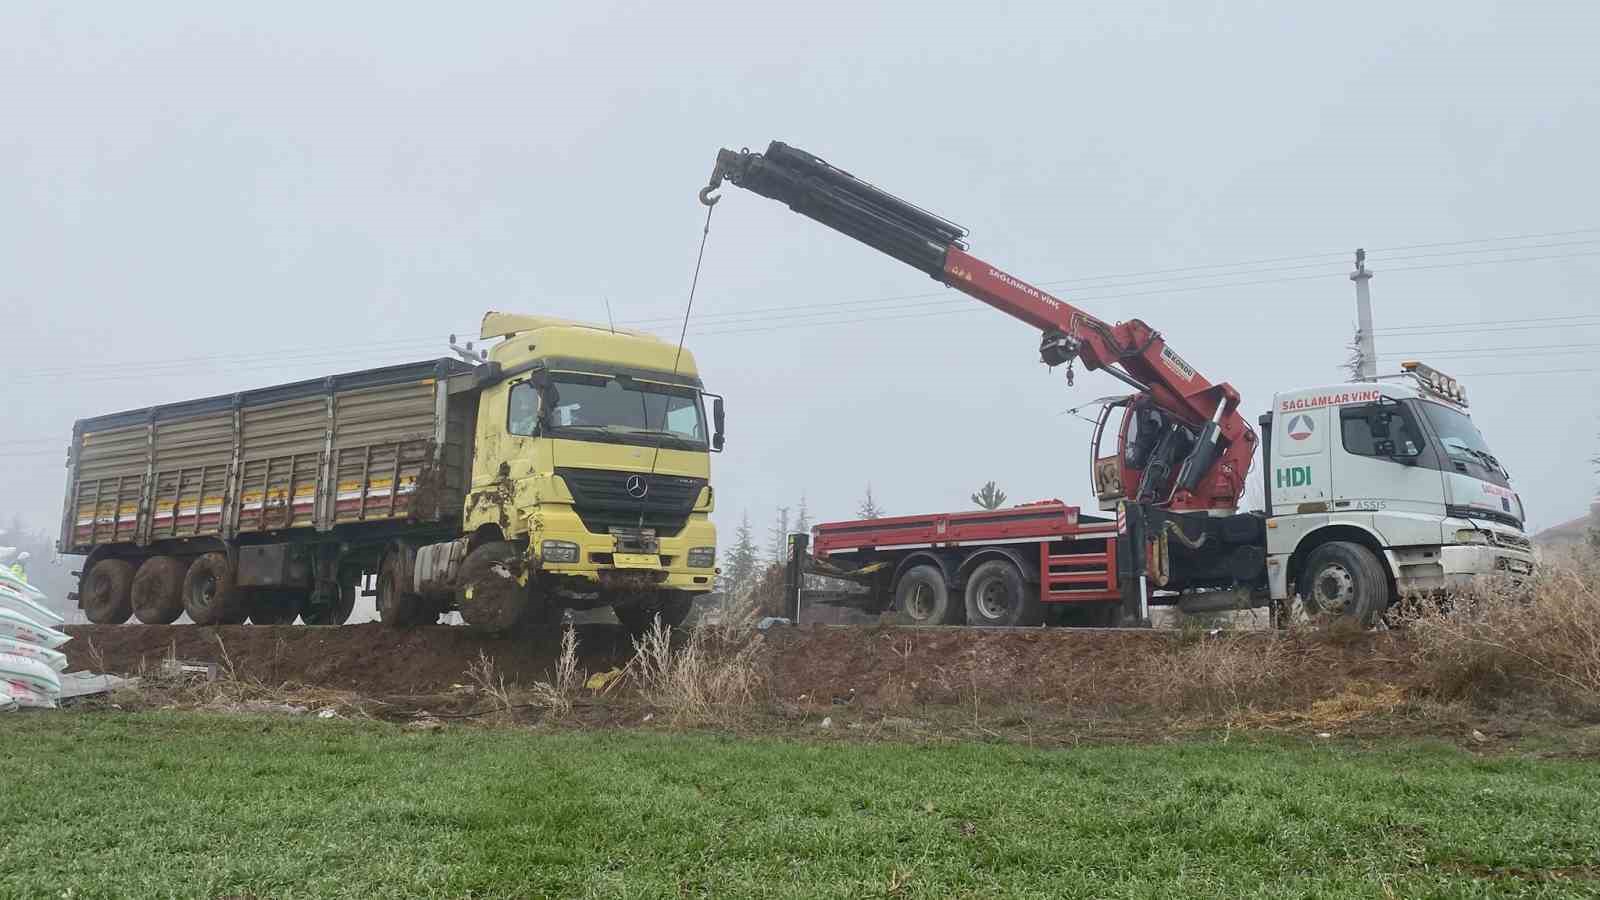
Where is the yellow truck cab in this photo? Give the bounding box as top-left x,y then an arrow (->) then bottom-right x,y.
60,310 -> 722,633
430,312 -> 722,630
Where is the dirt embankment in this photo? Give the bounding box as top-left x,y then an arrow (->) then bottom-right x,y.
66,621 -> 1410,715
63,623 -> 640,695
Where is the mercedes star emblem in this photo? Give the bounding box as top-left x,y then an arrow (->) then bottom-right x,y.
625,474 -> 649,499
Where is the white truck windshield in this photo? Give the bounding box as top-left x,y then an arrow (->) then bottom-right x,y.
1418,402 -> 1506,476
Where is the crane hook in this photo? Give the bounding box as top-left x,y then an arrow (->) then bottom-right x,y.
698,185 -> 721,207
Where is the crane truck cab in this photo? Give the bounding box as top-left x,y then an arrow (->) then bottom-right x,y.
1261,362 -> 1533,623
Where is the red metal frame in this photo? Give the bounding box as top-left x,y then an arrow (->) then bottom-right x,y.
813,500 -> 1120,604
942,248 -> 1256,512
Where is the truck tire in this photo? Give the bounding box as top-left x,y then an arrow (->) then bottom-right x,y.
184,552 -> 246,625
893,565 -> 962,626
1298,541 -> 1390,626
456,541 -> 528,631
377,551 -> 435,627
963,559 -> 1042,627
247,591 -> 302,625
614,590 -> 692,633
131,556 -> 187,625
82,558 -> 135,625
301,580 -> 356,626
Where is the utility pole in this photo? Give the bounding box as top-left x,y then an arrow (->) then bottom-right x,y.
1350,248 -> 1377,381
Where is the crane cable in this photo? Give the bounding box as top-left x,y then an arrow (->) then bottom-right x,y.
637,201 -> 716,538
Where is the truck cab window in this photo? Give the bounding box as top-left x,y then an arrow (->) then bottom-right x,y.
507,382 -> 541,436
1340,404 -> 1420,458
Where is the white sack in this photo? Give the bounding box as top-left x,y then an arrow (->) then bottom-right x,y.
0,608 -> 71,649
0,583 -> 65,626
3,679 -> 57,709
0,636 -> 69,672
1,652 -> 63,695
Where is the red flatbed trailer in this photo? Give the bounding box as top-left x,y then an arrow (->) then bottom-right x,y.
811,502 -> 1126,623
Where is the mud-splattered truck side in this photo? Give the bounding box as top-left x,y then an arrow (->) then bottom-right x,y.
58,312 -> 724,631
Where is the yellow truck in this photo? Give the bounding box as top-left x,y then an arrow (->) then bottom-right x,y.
58,312 -> 723,631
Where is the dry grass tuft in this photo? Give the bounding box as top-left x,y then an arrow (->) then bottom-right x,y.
1403,557 -> 1600,715
627,587 -> 766,724
526,626 -> 583,716
1141,631 -> 1293,715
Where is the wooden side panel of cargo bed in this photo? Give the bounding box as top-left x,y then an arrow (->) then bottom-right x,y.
237,396 -> 327,534
146,412 -> 234,541
69,423 -> 149,549
329,377 -> 441,524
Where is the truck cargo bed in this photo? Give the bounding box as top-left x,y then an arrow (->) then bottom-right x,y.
61,358 -> 477,553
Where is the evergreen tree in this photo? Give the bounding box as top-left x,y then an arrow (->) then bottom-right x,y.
722,511 -> 760,597
970,481 -> 1007,510
857,485 -> 885,519
767,505 -> 791,565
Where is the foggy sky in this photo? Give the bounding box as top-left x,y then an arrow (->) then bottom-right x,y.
4,1 -> 1597,554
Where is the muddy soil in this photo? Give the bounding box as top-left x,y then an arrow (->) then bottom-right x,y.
66,621 -> 1410,715
64,623 -> 640,694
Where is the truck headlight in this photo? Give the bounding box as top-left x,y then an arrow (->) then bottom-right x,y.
687,546 -> 716,568
1453,529 -> 1490,545
541,540 -> 580,563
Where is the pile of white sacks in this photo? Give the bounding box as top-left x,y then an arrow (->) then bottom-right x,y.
0,569 -> 71,711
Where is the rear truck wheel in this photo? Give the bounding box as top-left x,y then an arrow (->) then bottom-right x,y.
893,565 -> 962,626
130,556 -> 187,625
613,590 -> 693,633
963,559 -> 1043,627
377,551 -> 435,627
183,552 -> 246,625
1298,541 -> 1390,626
247,590 -> 302,625
455,541 -> 529,631
82,558 -> 136,625
301,578 -> 356,626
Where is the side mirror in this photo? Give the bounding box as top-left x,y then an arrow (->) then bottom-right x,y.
711,396 -> 726,452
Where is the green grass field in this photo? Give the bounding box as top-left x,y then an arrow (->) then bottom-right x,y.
2,713 -> 1597,898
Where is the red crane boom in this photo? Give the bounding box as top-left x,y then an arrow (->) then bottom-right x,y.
701,141 -> 1256,513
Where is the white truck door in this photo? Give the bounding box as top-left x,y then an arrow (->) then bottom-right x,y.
1329,400 -> 1447,545
1269,406 -> 1329,511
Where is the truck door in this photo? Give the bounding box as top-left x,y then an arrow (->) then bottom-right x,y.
1329,401 -> 1446,545
1269,406 -> 1329,512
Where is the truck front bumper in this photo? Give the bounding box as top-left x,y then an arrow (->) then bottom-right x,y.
535,509 -> 718,593
1391,543 -> 1536,594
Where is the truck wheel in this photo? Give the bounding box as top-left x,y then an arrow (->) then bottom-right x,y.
184,552 -> 245,625
301,579 -> 356,626
1298,541 -> 1390,626
456,541 -> 528,631
247,591 -> 302,625
614,590 -> 692,633
131,556 -> 187,624
377,552 -> 435,627
83,559 -> 135,625
963,559 -> 1042,627
893,565 -> 961,626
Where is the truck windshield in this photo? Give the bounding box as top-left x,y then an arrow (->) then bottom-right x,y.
548,374 -> 707,449
1417,401 -> 1507,477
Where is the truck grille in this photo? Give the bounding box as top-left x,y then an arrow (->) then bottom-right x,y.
555,468 -> 705,538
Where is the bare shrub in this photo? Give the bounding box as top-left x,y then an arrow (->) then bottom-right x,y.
466,651 -> 513,714
628,613 -> 764,725
526,626 -> 583,716
1405,560 -> 1600,714
1142,632 -> 1291,716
